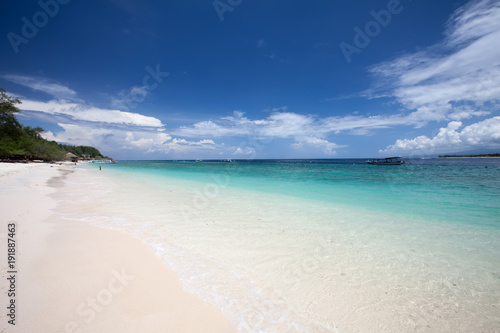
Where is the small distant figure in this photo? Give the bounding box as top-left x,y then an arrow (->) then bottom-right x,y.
99,166 -> 101,171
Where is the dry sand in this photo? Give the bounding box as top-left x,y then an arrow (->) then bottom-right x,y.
0,163 -> 234,333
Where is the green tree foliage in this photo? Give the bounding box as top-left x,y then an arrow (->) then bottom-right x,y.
60,145 -> 106,159
1,89 -> 21,132
439,153 -> 500,158
0,89 -> 110,161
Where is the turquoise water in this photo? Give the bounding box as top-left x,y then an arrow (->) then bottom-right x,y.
99,158 -> 500,228
75,158 -> 500,331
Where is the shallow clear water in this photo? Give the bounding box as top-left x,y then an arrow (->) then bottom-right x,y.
70,158 -> 500,332
108,158 -> 500,227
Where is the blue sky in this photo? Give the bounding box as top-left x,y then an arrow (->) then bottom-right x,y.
1,0 -> 499,159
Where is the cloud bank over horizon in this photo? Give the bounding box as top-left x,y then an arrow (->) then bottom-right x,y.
372,0 -> 500,155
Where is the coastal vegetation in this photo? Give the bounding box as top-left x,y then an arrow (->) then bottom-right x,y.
438,153 -> 500,158
0,89 -> 110,162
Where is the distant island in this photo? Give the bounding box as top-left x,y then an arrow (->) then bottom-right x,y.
439,153 -> 500,158
0,89 -> 112,163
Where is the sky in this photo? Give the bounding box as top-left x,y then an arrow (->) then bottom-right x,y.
1,0 -> 499,160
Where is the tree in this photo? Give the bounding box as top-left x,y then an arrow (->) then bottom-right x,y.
0,89 -> 22,139
0,88 -> 21,116
23,126 -> 44,139
0,89 -> 112,161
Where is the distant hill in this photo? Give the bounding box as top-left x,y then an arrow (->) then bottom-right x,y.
0,89 -> 111,162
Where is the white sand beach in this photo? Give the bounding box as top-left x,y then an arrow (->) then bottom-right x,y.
0,163 -> 234,333
2,162 -> 499,333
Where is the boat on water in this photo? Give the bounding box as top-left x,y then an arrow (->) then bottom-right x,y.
367,157 -> 405,165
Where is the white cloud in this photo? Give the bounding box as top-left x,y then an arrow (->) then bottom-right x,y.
42,123 -> 117,148
21,99 -> 164,128
161,138 -> 218,154
177,111 -> 314,138
7,75 -> 241,158
177,110 -> 423,141
382,116 -> 500,154
447,106 -> 490,121
126,132 -> 172,150
132,136 -> 220,155
460,117 -> 500,145
233,146 -> 256,156
3,74 -> 78,99
42,122 -> 236,158
368,0 -> 500,125
367,0 -> 500,155
259,112 -> 316,137
8,75 -> 176,156
3,75 -> 164,128
445,0 -> 500,47
291,137 -> 345,156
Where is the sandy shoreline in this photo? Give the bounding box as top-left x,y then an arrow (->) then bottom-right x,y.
2,162 -> 499,332
0,163 -> 234,333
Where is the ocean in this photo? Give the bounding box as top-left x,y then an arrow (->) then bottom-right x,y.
63,158 -> 500,332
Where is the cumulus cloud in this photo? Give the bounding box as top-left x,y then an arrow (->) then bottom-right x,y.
382,116 -> 500,154
125,132 -> 172,150
123,131 -> 220,154
292,137 -> 346,156
42,123 -> 118,148
233,146 -> 257,156
42,123 -> 238,158
162,138 -> 218,154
